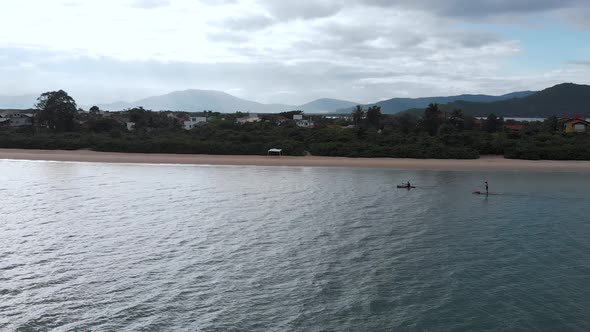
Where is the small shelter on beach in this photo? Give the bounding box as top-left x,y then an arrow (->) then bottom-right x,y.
267,148 -> 282,157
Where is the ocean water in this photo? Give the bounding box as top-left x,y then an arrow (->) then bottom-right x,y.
1,160 -> 589,331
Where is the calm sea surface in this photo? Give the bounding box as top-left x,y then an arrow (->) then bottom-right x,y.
1,160 -> 589,331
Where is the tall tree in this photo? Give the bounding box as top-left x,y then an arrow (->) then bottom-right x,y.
352,105 -> 365,127
88,106 -> 101,120
448,109 -> 465,131
89,105 -> 100,114
485,113 -> 502,133
423,103 -> 442,135
366,105 -> 382,128
544,115 -> 559,132
279,110 -> 304,118
128,107 -> 148,128
35,90 -> 78,131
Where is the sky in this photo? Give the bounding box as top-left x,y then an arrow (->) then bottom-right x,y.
0,0 -> 589,105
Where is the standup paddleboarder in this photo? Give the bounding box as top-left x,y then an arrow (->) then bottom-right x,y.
485,181 -> 489,195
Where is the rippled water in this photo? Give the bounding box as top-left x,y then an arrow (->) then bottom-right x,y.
1,160 -> 589,331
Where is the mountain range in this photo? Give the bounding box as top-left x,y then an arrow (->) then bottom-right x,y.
95,92 -> 360,114
88,90 -> 538,114
0,90 -> 346,113
336,91 -> 536,114
0,89 -> 535,114
1,83 -> 588,117
83,92 -> 359,113
297,98 -> 358,113
0,90 -> 357,113
439,83 -> 590,118
91,90 -> 292,113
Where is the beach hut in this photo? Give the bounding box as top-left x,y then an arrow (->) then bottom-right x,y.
267,148 -> 282,157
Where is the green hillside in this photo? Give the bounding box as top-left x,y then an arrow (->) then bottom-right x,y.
441,83 -> 590,118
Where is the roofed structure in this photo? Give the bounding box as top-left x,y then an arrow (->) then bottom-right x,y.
563,117 -> 590,133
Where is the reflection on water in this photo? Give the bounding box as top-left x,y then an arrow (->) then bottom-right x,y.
1,160 -> 589,331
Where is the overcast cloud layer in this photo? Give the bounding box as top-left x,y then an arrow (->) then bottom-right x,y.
0,0 -> 589,105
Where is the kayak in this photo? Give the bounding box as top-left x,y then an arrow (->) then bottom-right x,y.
397,185 -> 416,189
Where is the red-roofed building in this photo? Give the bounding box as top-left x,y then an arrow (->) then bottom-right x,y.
563,118 -> 590,133
505,124 -> 524,131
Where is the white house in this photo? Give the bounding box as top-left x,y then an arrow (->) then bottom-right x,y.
236,114 -> 261,125
183,116 -> 208,130
126,122 -> 136,131
296,119 -> 315,128
1,113 -> 33,127
291,113 -> 314,128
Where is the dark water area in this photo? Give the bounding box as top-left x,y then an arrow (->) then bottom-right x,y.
1,160 -> 589,331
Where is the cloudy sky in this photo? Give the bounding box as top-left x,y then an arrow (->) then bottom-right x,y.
1,0 -> 589,105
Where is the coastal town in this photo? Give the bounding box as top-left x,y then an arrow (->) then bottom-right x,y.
0,108 -> 319,130
1,83 -> 590,161
1,105 -> 589,133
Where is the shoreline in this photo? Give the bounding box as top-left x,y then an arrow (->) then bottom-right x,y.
1,148 -> 590,172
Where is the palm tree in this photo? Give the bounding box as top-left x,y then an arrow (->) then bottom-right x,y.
352,105 -> 365,127
423,103 -> 442,135
448,109 -> 465,131
366,105 -> 382,128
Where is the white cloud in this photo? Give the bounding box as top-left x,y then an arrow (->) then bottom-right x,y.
0,0 -> 589,105
130,0 -> 172,9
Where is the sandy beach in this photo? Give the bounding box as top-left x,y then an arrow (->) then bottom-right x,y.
1,148 -> 590,172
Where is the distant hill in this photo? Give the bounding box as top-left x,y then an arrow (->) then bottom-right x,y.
441,83 -> 590,117
0,94 -> 38,109
297,98 -> 357,113
337,91 -> 536,114
3,84 -> 586,117
90,91 -> 358,113
395,108 -> 425,118
90,100 -> 134,111
92,89 -> 294,113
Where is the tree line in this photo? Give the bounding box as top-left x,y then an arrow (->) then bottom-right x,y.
1,90 -> 589,160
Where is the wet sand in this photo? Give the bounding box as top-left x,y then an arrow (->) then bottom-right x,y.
1,148 -> 590,172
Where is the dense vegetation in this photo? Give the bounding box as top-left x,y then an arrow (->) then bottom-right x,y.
1,91 -> 589,160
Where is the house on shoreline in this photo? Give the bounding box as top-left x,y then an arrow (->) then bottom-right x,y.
504,124 -> 524,132
0,112 -> 34,127
236,114 -> 261,125
563,117 -> 590,133
293,114 -> 315,128
183,116 -> 207,130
